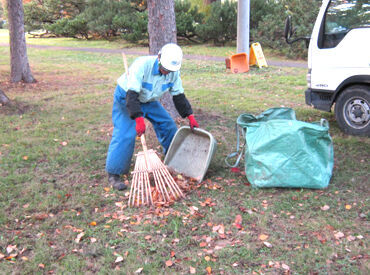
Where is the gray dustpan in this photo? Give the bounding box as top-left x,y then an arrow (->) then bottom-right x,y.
164,126 -> 217,182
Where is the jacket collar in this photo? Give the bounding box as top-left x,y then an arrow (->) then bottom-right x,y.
152,58 -> 160,75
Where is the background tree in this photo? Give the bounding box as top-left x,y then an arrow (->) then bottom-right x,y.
147,0 -> 179,119
7,0 -> 35,83
0,89 -> 11,105
196,0 -> 237,45
175,0 -> 204,42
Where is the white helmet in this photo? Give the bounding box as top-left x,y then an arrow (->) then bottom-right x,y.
159,43 -> 183,72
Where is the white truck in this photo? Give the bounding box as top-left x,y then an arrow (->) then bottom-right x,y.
284,0 -> 370,136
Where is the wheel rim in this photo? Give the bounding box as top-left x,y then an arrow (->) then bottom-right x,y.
343,96 -> 370,130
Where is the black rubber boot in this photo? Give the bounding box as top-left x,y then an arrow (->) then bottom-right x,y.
108,174 -> 127,191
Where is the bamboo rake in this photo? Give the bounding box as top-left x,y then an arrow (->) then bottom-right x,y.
129,135 -> 184,207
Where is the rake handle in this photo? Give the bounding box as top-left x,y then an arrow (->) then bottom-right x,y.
140,135 -> 151,170
122,52 -> 129,76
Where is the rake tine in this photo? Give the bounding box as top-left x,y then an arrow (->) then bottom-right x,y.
161,167 -> 184,198
138,150 -> 153,206
129,153 -> 141,207
158,167 -> 183,199
144,171 -> 153,205
151,152 -> 183,199
140,166 -> 144,206
139,155 -> 147,206
148,152 -> 169,202
154,164 -> 177,200
154,168 -> 171,202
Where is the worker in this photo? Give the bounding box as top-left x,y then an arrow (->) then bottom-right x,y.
105,43 -> 199,190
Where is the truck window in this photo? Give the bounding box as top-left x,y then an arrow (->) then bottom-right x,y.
321,0 -> 370,48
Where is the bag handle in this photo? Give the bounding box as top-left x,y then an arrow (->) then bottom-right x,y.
320,118 -> 329,128
225,124 -> 246,168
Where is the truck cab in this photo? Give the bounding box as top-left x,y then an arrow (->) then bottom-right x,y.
285,0 -> 370,136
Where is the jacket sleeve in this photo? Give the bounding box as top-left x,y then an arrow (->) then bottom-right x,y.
126,90 -> 143,119
172,93 -> 193,118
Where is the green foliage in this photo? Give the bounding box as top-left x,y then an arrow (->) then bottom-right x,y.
82,0 -> 130,38
250,0 -> 276,31
0,2 -> 3,19
113,10 -> 148,43
22,0 -> 322,58
196,0 -> 237,45
252,0 -> 321,58
24,0 -> 144,39
188,0 -> 210,14
175,0 -> 204,41
24,0 -> 86,34
47,15 -> 89,39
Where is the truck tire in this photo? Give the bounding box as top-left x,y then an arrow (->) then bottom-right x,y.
334,85 -> 370,137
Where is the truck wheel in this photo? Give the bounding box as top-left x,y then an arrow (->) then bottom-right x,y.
334,85 -> 370,136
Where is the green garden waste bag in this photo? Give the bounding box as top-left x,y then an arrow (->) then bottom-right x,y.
226,108 -> 334,189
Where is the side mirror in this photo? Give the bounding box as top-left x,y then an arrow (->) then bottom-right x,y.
284,16 -> 293,40
283,15 -> 310,48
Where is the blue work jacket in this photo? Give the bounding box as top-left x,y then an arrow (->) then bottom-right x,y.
117,56 -> 184,103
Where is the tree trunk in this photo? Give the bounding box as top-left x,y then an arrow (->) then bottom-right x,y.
0,89 -> 11,105
148,0 -> 179,119
7,0 -> 36,83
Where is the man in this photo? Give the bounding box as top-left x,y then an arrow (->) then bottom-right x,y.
105,43 -> 199,190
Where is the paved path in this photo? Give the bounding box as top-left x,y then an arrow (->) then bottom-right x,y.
0,43 -> 307,68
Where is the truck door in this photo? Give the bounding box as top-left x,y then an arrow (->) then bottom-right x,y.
310,0 -> 370,92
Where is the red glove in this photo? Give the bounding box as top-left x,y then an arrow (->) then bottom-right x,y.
187,114 -> 199,130
135,117 -> 146,136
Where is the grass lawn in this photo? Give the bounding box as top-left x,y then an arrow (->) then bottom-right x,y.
0,36 -> 369,274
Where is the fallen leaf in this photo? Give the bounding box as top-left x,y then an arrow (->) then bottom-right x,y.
104,187 -> 110,192
6,245 -> 16,254
144,235 -> 152,240
199,242 -> 207,247
115,256 -> 124,263
22,156 -> 28,160
165,260 -> 173,267
218,224 -> 225,235
233,214 -> 242,229
346,235 -> 356,242
321,205 -> 330,211
115,202 -> 124,208
61,141 -> 68,146
135,267 -> 143,273
282,263 -> 290,270
258,234 -> 269,241
90,221 -> 97,226
90,238 -> 97,243
204,256 -> 211,262
21,256 -> 28,261
0,253 -> 5,260
189,266 -> 196,274
263,241 -> 272,248
231,167 -> 240,173
33,213 -> 48,220
38,263 -> 45,269
206,266 -> 212,274
5,253 -> 18,260
345,204 -> 352,210
334,231 -> 344,240
75,232 -> 85,243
